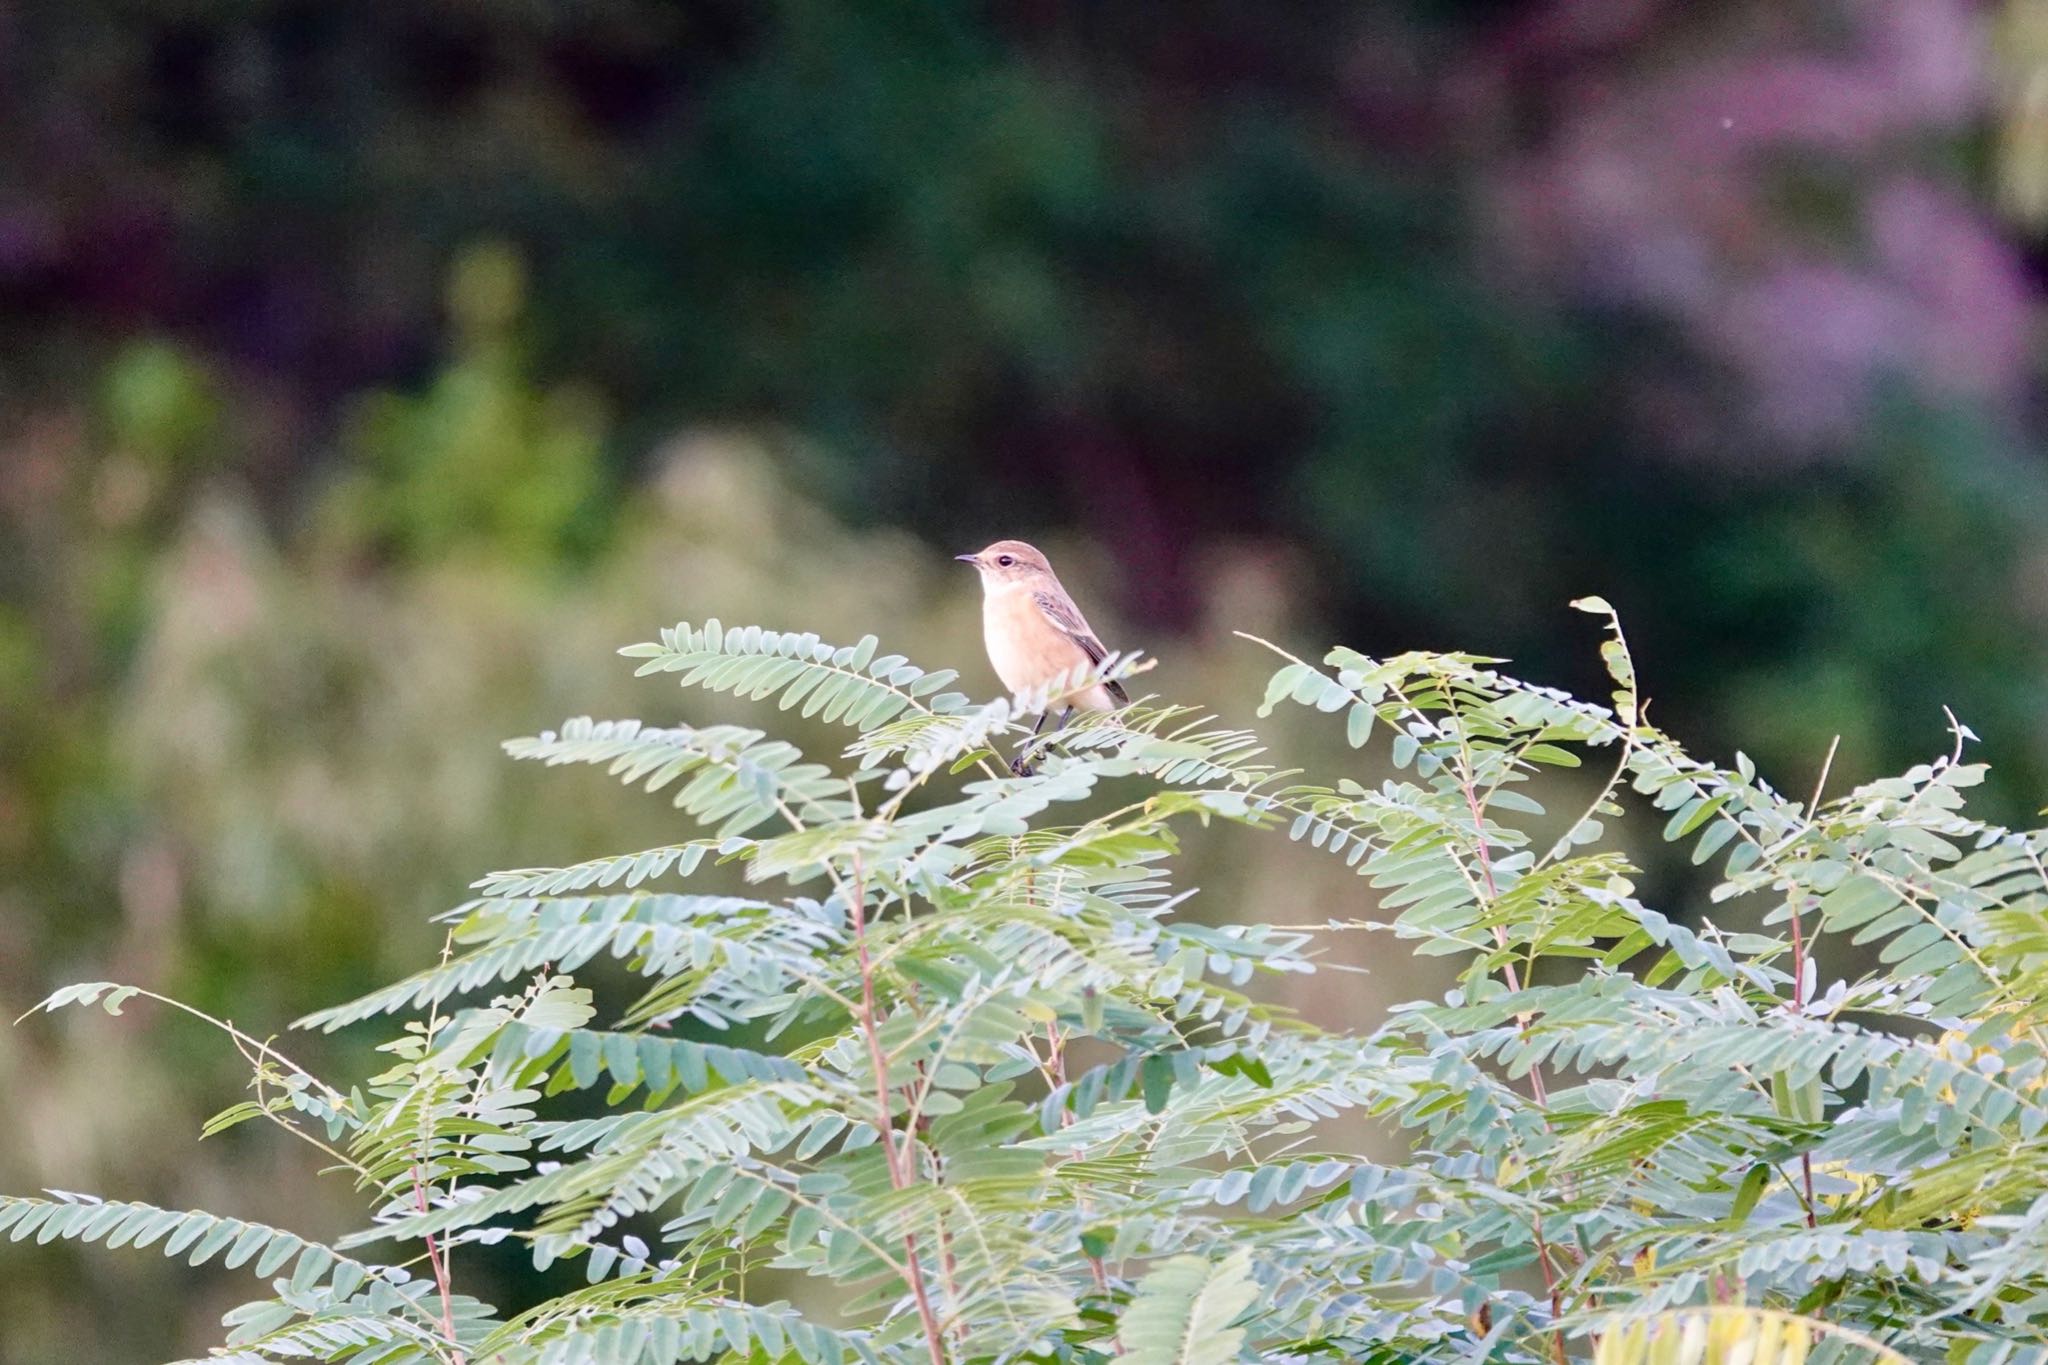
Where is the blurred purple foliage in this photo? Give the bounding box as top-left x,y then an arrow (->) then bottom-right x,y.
1484,0 -> 2031,450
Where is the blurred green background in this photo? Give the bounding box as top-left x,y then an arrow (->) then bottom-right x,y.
6,1 -> 2048,1358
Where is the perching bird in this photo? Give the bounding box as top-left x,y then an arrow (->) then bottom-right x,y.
955,539 -> 1129,774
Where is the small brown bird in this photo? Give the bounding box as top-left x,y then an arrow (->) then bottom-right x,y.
955,539 -> 1129,774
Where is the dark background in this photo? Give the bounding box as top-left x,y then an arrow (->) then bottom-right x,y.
4,1 -> 2046,1358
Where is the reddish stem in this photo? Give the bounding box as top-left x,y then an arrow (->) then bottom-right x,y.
1463,779 -> 1550,1109
1046,1022 -> 1112,1295
410,1165 -> 463,1362
846,862 -> 949,1365
851,901 -> 902,1185
1464,775 -> 1564,1361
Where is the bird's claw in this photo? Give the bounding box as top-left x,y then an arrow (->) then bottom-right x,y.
1009,753 -> 1037,778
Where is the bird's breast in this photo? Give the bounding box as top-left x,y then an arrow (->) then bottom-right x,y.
981,587 -> 1112,709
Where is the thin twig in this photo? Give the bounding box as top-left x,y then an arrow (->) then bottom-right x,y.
1787,734 -> 1839,1229
1448,713 -> 1551,1111
1435,679 -> 1569,1365
23,987 -> 349,1109
223,1030 -> 370,1178
411,1165 -> 462,1357
411,936 -> 466,1363
1044,1020 -> 1114,1299
846,854 -> 949,1365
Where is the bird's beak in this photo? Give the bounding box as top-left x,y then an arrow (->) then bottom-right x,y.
953,554 -> 979,565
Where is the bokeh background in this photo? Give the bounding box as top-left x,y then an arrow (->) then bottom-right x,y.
6,1 -> 2048,1358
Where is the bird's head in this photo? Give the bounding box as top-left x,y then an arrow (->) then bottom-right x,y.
954,540 -> 1053,589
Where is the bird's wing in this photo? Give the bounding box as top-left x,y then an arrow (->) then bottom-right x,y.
1033,590 -> 1130,704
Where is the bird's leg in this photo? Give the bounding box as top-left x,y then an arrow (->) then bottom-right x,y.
1045,706 -> 1075,761
1011,711 -> 1050,777
1013,706 -> 1080,776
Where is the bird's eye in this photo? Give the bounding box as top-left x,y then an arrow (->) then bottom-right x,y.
997,555 -> 1014,567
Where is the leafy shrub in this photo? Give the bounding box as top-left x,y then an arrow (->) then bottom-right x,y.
12,603 -> 2048,1364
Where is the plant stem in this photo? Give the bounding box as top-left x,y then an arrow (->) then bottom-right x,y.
1787,736 -> 1837,1230
1532,1203 -> 1566,1365
222,1029 -> 371,1178
1045,1021 -> 1114,1297
1460,774 -> 1552,1110
846,855 -> 949,1365
412,937 -> 465,1363
411,1165 -> 463,1361
1788,891 -> 1817,1229
31,987 -> 350,1110
1449,725 -> 1564,1363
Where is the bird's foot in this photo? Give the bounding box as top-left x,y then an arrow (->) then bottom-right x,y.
1009,752 -> 1038,778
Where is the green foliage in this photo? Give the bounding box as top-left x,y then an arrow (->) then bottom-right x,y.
327,241 -> 609,565
100,339 -> 225,472
17,607 -> 2048,1364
